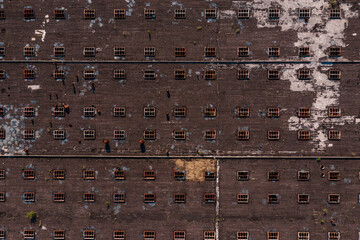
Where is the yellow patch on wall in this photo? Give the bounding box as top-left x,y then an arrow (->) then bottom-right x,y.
173,159 -> 216,181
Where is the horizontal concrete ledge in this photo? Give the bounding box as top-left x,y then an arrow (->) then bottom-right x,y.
0,155 -> 359,160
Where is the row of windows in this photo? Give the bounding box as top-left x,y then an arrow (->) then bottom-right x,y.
0,230 -> 344,240
0,129 -> 344,141
1,106 -> 343,119
0,46 -> 341,58
0,191 -> 352,205
0,169 -> 352,181
1,68 -> 343,81
0,7 -> 344,20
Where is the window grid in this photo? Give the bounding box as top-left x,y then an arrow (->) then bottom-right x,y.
267,107 -> 280,117
205,9 -> 216,19
54,9 -> 65,19
53,230 -> 65,240
143,130 -> 156,140
328,130 -> 341,140
83,230 -> 95,240
204,47 -> 216,57
203,193 -> 216,203
114,9 -> 126,19
144,170 -> 156,180
23,230 -> 35,239
268,232 -> 279,240
174,47 -> 186,57
0,129 -> 4,139
238,9 -> 250,18
53,130 -> 65,140
328,194 -> 340,204
83,170 -> 95,180
83,69 -> 96,80
330,9 -> 341,18
268,8 -> 280,19
204,171 -> 216,181
298,194 -> 310,204
53,170 -> 65,180
329,47 -> 341,57
144,9 -> 156,19
298,69 -> 311,80
0,10 -> 5,19
328,70 -> 341,80
204,130 -> 216,140
174,130 -> 186,140
237,194 -> 249,203
298,107 -> 311,117
298,232 -> 309,240
53,192 -> 65,202
53,69 -> 65,79
83,47 -> 96,57
237,171 -> 249,181
113,70 -> 126,79
268,130 -> 280,140
23,130 -> 35,139
268,70 -> 280,80
298,171 -> 310,181
299,9 -> 310,18
83,193 -> 95,203
23,69 -> 35,79
173,107 -> 187,117
114,130 -> 126,140
174,231 -> 185,240
328,107 -> 341,117
114,47 -> 126,57
204,70 -> 216,80
174,193 -> 186,203
0,192 -> 5,202
328,171 -> 340,181
174,171 -> 185,181
204,231 -> 215,240
83,107 -> 96,117
0,47 -> 4,56
144,70 -> 156,80
237,108 -> 250,117
144,107 -> 156,117
53,106 -> 65,117
23,9 -> 35,19
237,130 -> 250,140
143,193 -> 156,203
237,70 -> 250,80
83,130 -> 96,140
114,169 -> 125,180
237,232 -> 249,240
174,69 -> 186,80
53,47 -> 65,57
0,69 -> 5,79
238,47 -> 249,57
267,171 -> 279,181
268,47 -> 280,57
298,130 -> 311,140
299,47 -> 310,57
174,9 -> 186,19
24,192 -> 35,202
113,107 -> 126,117
84,9 -> 96,19
204,108 -> 217,117
113,230 -> 125,240
144,47 -> 156,57
23,107 -> 35,117
328,232 -> 340,240
0,107 -> 4,116
113,193 -> 126,203
0,170 -> 5,179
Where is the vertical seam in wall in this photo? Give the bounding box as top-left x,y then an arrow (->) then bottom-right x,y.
215,158 -> 220,240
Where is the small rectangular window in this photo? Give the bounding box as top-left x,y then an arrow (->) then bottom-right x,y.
144,231 -> 155,240
237,171 -> 249,181
329,47 -> 341,57
24,47 -> 35,57
0,107 -> 4,116
299,9 -> 310,18
267,171 -> 279,181
268,194 -> 279,204
83,192 -> 95,202
144,47 -> 155,57
298,69 -> 311,80
23,107 -> 35,117
53,169 -> 65,180
173,107 -> 187,117
298,232 -> 310,240
204,70 -> 216,80
144,70 -> 156,80
174,47 -> 186,57
0,192 -> 5,202
237,130 -> 250,140
24,192 -> 35,202
53,69 -> 65,79
144,193 -> 156,203
113,70 -> 126,79
53,192 -> 65,202
174,69 -> 186,80
268,232 -> 279,240
268,70 -> 280,80
268,8 -> 280,19
83,230 -> 95,240
203,193 -> 216,203
174,171 -> 185,181
298,194 -> 310,204
114,47 -> 126,57
205,9 -> 216,19
83,69 -> 96,80
113,193 -> 126,203
143,130 -> 156,140
267,107 -> 280,117
328,130 -> 341,140
204,231 -> 215,240
23,130 -> 35,139
299,47 -> 310,57
0,10 -> 5,19
0,69 -> 5,79
83,130 -> 96,140
174,130 -> 186,140
204,130 -> 216,140
297,107 -> 311,117
84,9 -> 96,19
0,47 -> 5,56
83,106 -> 96,117
24,69 -> 35,79
328,171 -> 340,181
24,230 -> 35,239
54,9 -> 65,19
53,47 -> 65,57
53,106 -> 65,117
237,194 -> 249,204
0,129 -> 4,139
174,9 -> 186,19
204,107 -> 217,117
236,108 -> 250,117
53,230 -> 65,240
114,169 -> 125,180
144,107 -> 156,117
114,9 -> 126,19
204,171 -> 216,181
113,230 -> 125,240
328,107 -> 341,117
83,170 -> 95,180
329,9 -> 341,19
298,171 -> 310,181
328,232 -> 340,240
237,232 -> 249,240
174,193 -> 186,203
174,231 -> 185,240
238,9 -> 250,18
113,107 -> 126,117
328,194 -> 340,204
268,47 -> 280,57
298,130 -> 311,140
144,170 -> 156,180
23,9 -> 35,19
0,170 -> 5,179
83,47 -> 96,57
238,47 -> 249,57
204,47 -> 216,57
328,70 -> 341,80
53,130 -> 65,140
144,9 -> 156,19
237,70 -> 250,80
268,130 -> 280,140
114,130 -> 126,140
